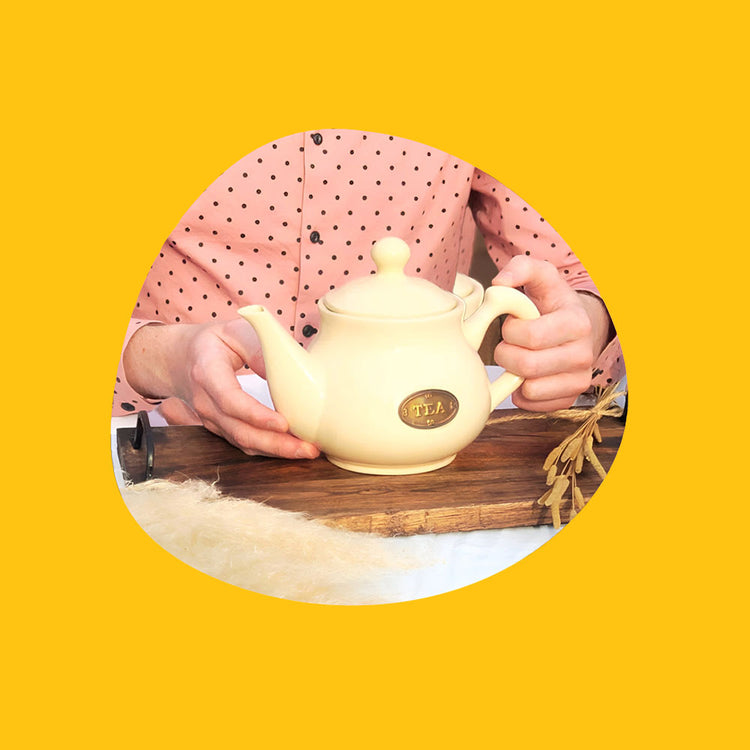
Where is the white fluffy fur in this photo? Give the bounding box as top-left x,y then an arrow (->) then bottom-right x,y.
121,479 -> 439,605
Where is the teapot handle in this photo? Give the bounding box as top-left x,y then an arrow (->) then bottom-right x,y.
463,285 -> 541,409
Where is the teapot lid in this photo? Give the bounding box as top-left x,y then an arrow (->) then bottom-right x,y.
323,237 -> 457,318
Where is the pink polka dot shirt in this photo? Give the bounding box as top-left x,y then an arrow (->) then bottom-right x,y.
114,130 -> 624,415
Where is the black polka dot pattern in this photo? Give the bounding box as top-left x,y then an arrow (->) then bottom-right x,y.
113,129 -> 624,416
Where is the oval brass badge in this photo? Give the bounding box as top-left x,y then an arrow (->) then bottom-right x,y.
399,389 -> 459,429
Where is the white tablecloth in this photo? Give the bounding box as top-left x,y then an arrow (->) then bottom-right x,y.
111,367 -> 582,602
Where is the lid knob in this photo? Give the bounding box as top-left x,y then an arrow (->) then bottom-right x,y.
371,237 -> 410,275
323,236 -> 456,318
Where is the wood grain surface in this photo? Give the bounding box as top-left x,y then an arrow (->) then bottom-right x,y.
116,409 -> 624,536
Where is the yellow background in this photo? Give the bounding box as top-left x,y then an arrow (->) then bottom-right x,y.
3,1 -> 746,747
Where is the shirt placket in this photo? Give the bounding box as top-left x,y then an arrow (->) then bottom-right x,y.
295,130 -> 331,344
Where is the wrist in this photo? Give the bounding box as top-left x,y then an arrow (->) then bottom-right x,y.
123,322 -> 201,400
576,291 -> 613,358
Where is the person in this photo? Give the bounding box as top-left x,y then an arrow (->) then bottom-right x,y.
114,130 -> 624,459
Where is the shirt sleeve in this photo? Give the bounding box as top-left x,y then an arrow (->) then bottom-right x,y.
469,168 -> 625,389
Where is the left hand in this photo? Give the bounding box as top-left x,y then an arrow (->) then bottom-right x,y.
492,255 -> 611,411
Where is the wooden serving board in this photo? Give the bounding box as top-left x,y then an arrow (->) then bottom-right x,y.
116,410 -> 624,536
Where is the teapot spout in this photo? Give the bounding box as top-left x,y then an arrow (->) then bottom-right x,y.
237,305 -> 325,443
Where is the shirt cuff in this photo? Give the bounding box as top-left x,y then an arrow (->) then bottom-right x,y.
590,335 -> 626,390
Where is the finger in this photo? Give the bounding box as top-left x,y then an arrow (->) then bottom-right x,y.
511,391 -> 580,412
194,356 -> 289,432
493,255 -> 574,312
501,305 -> 592,350
494,340 -> 594,380
515,371 -> 592,405
203,415 -> 320,460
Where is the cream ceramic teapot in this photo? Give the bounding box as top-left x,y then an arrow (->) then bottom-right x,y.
237,237 -> 539,475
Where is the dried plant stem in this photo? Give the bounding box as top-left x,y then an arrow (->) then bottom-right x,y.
489,382 -> 625,529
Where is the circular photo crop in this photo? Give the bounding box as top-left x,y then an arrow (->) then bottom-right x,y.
111,129 -> 626,605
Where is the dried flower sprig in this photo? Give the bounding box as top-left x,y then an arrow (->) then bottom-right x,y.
535,383 -> 624,527
486,381 -> 626,527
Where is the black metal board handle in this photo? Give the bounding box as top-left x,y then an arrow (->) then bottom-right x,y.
131,410 -> 155,481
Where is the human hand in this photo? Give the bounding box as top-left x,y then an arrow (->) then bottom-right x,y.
492,256 -> 611,411
123,319 -> 320,459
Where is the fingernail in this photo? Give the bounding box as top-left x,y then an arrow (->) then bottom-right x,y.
265,418 -> 286,431
295,446 -> 317,459
494,270 -> 513,285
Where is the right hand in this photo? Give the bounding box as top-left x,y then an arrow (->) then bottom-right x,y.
123,319 -> 320,460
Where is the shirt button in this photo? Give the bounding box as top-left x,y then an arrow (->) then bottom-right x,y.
310,132 -> 323,145
309,230 -> 321,243
302,324 -> 318,338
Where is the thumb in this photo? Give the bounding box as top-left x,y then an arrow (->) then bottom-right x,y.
492,255 -> 572,312
159,397 -> 202,425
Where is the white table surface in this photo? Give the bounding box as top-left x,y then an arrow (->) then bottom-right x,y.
110,367 -> 590,602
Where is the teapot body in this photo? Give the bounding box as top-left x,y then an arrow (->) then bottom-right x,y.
288,303 -> 492,475
239,237 -> 540,475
